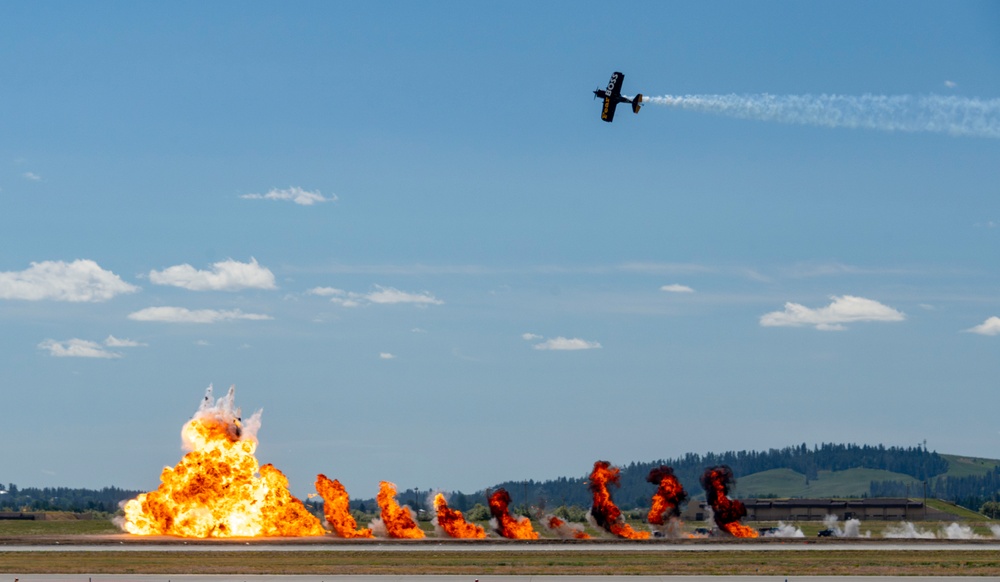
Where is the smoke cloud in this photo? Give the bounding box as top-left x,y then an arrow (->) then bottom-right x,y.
541,514 -> 590,539
883,521 -> 937,539
644,93 -> 1000,138
763,522 -> 804,538
822,514 -> 869,538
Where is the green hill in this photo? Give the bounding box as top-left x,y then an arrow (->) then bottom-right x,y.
940,454 -> 1000,478
731,467 -> 926,499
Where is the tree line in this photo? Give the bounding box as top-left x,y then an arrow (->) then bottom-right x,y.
872,464 -> 1000,512
0,483 -> 142,514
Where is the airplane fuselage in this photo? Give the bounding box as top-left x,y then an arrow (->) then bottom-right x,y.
593,88 -> 632,105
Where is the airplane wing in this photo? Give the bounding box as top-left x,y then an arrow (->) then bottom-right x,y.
601,97 -> 618,122
605,71 -> 624,99
599,72 -> 625,122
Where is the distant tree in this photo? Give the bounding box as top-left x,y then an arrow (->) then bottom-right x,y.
464,503 -> 490,522
980,501 -> 1000,519
552,505 -> 588,522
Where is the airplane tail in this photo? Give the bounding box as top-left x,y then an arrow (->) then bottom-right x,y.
632,94 -> 643,114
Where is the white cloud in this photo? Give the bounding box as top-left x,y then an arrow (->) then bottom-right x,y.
103,335 -> 147,347
38,338 -> 121,359
306,286 -> 361,307
365,285 -> 443,305
944,80 -> 958,88
522,332 -> 542,341
128,306 -> 273,323
149,257 -> 276,291
0,260 -> 139,302
379,352 -> 396,360
533,337 -> 602,351
311,284 -> 443,307
240,187 -> 336,206
760,295 -> 905,330
660,284 -> 695,293
23,172 -> 41,181
306,286 -> 345,297
965,316 -> 1000,336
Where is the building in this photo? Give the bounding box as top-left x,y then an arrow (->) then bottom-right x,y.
683,498 -> 940,522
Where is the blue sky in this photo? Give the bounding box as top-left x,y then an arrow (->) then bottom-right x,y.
2,1 -> 1000,500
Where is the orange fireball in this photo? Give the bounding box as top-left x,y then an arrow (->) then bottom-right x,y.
646,465 -> 688,526
588,460 -> 650,539
433,493 -> 486,539
375,481 -> 425,539
700,465 -> 758,538
315,474 -> 373,538
122,386 -> 323,538
487,488 -> 539,539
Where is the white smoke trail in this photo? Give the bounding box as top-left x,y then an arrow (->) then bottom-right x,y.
643,93 -> 1000,138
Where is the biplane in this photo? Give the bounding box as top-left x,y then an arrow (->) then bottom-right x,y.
593,71 -> 642,123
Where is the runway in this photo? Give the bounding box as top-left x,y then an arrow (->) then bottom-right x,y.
2,541 -> 999,552
0,576 -> 991,582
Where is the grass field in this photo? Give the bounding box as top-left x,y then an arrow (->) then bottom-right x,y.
2,548 -> 1000,576
0,519 -> 121,536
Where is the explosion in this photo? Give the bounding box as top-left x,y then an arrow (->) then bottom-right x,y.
372,481 -> 425,538
121,386 -> 324,537
699,465 -> 758,538
542,514 -> 591,539
587,460 -> 650,539
646,465 -> 687,526
433,493 -> 487,539
487,488 -> 539,539
315,474 -> 373,538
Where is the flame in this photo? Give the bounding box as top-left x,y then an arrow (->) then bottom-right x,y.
487,488 -> 539,539
433,493 -> 486,539
374,481 -> 425,539
588,460 -> 649,539
646,465 -> 688,525
699,465 -> 758,538
543,514 -> 591,539
122,386 -> 324,538
314,474 -> 373,538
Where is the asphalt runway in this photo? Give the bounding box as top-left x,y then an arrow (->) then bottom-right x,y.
0,576 -> 990,582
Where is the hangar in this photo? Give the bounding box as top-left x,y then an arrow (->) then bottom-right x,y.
682,498 -> 949,522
